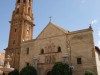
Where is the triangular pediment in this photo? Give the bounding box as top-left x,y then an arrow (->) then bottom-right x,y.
36,22 -> 68,39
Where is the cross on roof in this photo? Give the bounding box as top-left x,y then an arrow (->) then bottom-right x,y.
49,16 -> 52,22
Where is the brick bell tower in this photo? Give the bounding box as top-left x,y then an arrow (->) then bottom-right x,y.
5,0 -> 34,70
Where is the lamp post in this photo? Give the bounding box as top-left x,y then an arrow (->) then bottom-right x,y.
67,40 -> 74,75
67,40 -> 71,65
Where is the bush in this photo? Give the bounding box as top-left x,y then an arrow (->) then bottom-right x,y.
52,62 -> 72,75
20,66 -> 37,75
85,70 -> 94,75
8,69 -> 19,75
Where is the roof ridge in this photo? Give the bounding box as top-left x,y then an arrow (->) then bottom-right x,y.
49,22 -> 69,33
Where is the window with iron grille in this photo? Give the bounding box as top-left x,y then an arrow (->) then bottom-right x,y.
77,58 -> 82,64
26,48 -> 29,55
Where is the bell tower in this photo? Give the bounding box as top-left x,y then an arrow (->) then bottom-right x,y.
5,0 -> 34,70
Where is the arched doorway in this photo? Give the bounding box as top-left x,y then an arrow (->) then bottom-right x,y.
46,71 -> 52,75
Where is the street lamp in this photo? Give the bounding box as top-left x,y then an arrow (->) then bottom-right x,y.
67,40 -> 74,75
67,40 -> 72,65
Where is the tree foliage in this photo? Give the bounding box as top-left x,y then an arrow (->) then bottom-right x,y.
20,66 -> 37,75
52,62 -> 72,75
8,69 -> 19,75
85,70 -> 94,75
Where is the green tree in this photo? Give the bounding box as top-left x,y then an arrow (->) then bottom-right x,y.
52,62 -> 72,75
85,70 -> 94,75
20,66 -> 37,75
8,69 -> 19,75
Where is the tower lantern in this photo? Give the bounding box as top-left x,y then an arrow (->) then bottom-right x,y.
15,0 -> 33,16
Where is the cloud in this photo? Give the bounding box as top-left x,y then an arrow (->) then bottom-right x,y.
91,19 -> 98,25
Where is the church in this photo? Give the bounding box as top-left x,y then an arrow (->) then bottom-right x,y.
5,0 -> 100,75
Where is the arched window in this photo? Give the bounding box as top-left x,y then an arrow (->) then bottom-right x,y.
58,46 -> 61,52
15,29 -> 17,32
41,49 -> 44,54
77,58 -> 82,64
16,8 -> 19,14
26,62 -> 29,66
26,48 -> 29,55
17,0 -> 20,3
29,0 -> 31,4
27,26 -> 30,34
27,30 -> 29,34
13,40 -> 15,44
28,7 -> 30,14
23,0 -> 26,3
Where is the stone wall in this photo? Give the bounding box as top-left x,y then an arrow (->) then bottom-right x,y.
0,52 -> 5,67
95,50 -> 100,75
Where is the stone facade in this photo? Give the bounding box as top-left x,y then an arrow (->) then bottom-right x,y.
19,23 -> 100,75
5,0 -> 100,75
95,47 -> 100,75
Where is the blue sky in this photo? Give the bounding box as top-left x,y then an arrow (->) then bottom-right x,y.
0,0 -> 100,52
